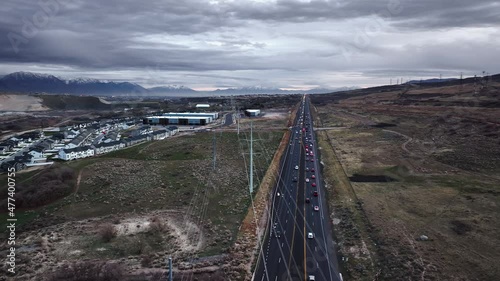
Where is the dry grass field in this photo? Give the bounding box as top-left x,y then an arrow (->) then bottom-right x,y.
311,78 -> 500,280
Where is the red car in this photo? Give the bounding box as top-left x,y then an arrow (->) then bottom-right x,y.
313,191 -> 318,197
312,182 -> 316,187
310,159 -> 314,162
311,168 -> 315,172
311,175 -> 316,179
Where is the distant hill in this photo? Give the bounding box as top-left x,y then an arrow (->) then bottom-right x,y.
407,78 -> 458,84
210,86 -> 359,95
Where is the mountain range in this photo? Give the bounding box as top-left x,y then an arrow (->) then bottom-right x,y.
0,72 -> 357,96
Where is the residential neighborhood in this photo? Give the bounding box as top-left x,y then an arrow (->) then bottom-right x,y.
0,118 -> 179,172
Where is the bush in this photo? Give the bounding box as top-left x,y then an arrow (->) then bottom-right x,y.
149,216 -> 166,234
98,223 -> 117,242
44,261 -> 123,281
0,165 -> 76,211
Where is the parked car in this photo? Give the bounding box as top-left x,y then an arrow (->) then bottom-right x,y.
307,232 -> 314,239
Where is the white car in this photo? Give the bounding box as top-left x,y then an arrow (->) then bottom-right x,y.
308,275 -> 315,281
307,232 -> 314,239
305,178 -> 310,183
295,165 -> 299,170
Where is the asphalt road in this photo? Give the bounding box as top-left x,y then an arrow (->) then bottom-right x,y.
254,96 -> 342,281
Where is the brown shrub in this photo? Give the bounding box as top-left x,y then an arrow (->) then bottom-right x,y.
44,261 -> 123,281
149,216 -> 166,233
98,223 -> 117,242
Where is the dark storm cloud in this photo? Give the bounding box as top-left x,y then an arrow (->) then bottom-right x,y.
0,0 -> 499,87
229,0 -> 500,28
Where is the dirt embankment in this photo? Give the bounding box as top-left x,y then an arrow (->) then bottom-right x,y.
0,94 -> 49,111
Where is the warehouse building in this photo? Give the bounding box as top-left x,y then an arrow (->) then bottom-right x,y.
245,109 -> 261,117
143,112 -> 219,126
163,112 -> 219,119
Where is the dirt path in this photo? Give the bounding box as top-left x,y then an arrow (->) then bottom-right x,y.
74,169 -> 83,194
383,129 -> 413,154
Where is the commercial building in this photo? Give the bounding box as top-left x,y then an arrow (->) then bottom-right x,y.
143,112 -> 219,126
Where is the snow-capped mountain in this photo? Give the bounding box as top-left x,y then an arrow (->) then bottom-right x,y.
0,71 -> 359,96
148,85 -> 197,95
0,72 -> 147,95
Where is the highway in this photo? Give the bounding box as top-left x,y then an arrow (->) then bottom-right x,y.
254,95 -> 342,281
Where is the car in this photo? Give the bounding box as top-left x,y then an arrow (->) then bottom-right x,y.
308,275 -> 315,281
275,230 -> 281,238
314,206 -> 319,211
292,177 -> 298,182
311,168 -> 315,172
310,158 -> 314,162
311,175 -> 316,179
313,191 -> 318,197
307,232 -> 314,239
305,198 -> 310,203
295,165 -> 299,170
306,157 -> 309,161
306,167 -> 309,171
312,182 -> 316,187
305,178 -> 310,183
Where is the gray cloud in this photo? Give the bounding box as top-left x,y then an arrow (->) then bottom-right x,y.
0,0 -> 499,88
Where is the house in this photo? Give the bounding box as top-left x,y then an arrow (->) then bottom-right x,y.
64,129 -> 80,139
93,141 -> 125,155
168,126 -> 179,135
17,131 -> 43,141
28,148 -> 44,159
125,135 -> 150,146
35,139 -> 54,151
0,146 -> 9,154
131,126 -> 153,137
151,129 -> 168,140
58,146 -> 95,161
14,153 -> 34,165
69,129 -> 93,147
51,133 -> 65,143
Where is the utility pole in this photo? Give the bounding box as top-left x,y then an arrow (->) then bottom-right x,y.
212,131 -> 216,170
249,121 -> 253,194
236,107 -> 240,135
168,257 -> 173,281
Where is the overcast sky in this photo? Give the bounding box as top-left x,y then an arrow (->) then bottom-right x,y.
1,0 -> 499,90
